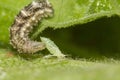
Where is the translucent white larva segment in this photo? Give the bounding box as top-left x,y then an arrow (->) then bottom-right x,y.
40,37 -> 65,58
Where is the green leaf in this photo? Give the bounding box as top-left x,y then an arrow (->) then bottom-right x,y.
1,1 -> 120,79
32,0 -> 120,38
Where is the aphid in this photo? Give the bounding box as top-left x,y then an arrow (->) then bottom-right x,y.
10,0 -> 54,53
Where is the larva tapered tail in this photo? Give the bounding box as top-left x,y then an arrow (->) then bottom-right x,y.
10,0 -> 54,53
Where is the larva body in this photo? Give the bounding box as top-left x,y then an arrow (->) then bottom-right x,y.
10,0 -> 53,53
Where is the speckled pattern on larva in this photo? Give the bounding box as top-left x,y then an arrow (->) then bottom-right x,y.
10,0 -> 54,53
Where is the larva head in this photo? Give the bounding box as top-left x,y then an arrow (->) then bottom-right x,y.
43,0 -> 54,17
34,0 -> 54,17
